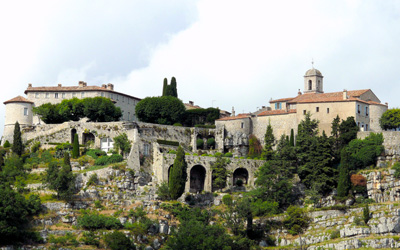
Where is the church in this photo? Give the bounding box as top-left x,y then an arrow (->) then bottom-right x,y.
216,67 -> 388,155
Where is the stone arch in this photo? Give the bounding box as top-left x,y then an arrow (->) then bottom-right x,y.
83,132 -> 95,145
233,168 -> 249,186
167,165 -> 173,183
71,129 -> 77,144
190,165 -> 206,193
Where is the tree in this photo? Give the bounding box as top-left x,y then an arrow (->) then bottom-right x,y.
339,116 -> 358,146
0,184 -> 41,244
33,103 -> 63,124
168,146 -> 187,200
104,231 -> 135,250
337,148 -> 351,197
262,122 -> 275,160
162,78 -> 168,96
254,159 -> 293,209
113,133 -> 131,156
170,76 -> 178,98
83,97 -> 122,122
380,108 -> 400,130
12,121 -> 23,156
283,206 -> 311,250
63,152 -> 71,170
46,162 -> 76,201
211,155 -> 230,191
363,204 -> 371,224
72,133 -> 80,158
289,128 -> 295,147
135,96 -> 186,125
58,98 -> 84,121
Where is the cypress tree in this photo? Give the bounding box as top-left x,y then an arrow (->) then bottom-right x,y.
170,77 -> 177,98
290,129 -> 295,147
63,152 -> 71,170
262,122 -> 275,160
162,78 -> 168,96
72,133 -> 80,158
363,204 -> 371,224
168,146 -> 187,199
337,148 -> 351,197
12,121 -> 23,156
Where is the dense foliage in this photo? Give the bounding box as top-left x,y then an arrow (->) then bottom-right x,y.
12,121 -> 23,156
262,122 -> 275,160
183,107 -> 220,127
33,97 -> 122,124
46,161 -> 76,201
135,96 -> 186,125
380,108 -> 400,130
113,133 -> 131,155
162,77 -> 178,98
211,154 -> 230,191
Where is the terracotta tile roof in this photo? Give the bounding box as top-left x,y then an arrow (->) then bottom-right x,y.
24,85 -> 141,100
4,96 -> 34,104
270,97 -> 295,103
217,113 -> 250,121
184,103 -> 202,109
257,109 -> 297,117
287,89 -> 371,104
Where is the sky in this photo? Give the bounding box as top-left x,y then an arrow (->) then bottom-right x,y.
1,0 -> 400,137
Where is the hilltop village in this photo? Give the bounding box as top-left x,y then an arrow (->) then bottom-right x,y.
2,67 -> 400,249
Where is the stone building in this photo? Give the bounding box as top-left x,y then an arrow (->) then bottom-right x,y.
2,81 -> 141,144
216,67 -> 388,156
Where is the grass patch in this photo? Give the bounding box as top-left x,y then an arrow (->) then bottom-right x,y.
39,193 -> 59,203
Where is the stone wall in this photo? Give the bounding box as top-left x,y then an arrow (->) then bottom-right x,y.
358,131 -> 400,156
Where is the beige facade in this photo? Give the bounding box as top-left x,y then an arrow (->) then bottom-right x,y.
217,67 -> 388,155
24,81 -> 141,124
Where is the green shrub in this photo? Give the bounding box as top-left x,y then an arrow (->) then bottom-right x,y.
87,173 -> 99,186
94,200 -> 103,209
196,139 -> 204,149
78,155 -> 91,166
3,140 -> 10,148
95,156 -> 109,166
236,179 -> 243,186
330,230 -> 340,239
77,211 -> 122,230
207,138 -> 215,148
168,150 -> 177,154
86,149 -> 106,159
81,231 -> 100,246
156,182 -> 170,201
48,232 -> 79,247
157,139 -> 179,147
194,124 -> 216,128
31,141 -> 41,153
108,154 -> 124,164
222,194 -> 233,206
393,162 -> 400,178
173,123 -> 182,126
224,152 -> 233,158
103,231 -> 135,250
251,200 -> 279,216
214,152 -> 222,157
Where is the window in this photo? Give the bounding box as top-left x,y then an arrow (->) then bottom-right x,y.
62,93 -> 65,99
365,124 -> 369,131
275,102 -> 281,110
303,110 -> 306,115
366,107 -> 369,116
45,93 -> 49,99
35,93 -> 39,98
122,96 -> 125,102
55,93 -> 58,99
357,105 -> 360,114
316,107 -> 319,112
73,92 -> 77,97
327,108 -> 330,114
81,92 -> 85,98
308,80 -> 312,90
144,144 -> 150,156
24,108 -> 28,116
127,112 -> 130,121
116,95 -> 119,101
128,98 -> 130,104
101,92 -> 104,97
241,122 -> 244,129
317,80 -> 321,89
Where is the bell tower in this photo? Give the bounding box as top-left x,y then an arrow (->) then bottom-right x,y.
304,63 -> 324,93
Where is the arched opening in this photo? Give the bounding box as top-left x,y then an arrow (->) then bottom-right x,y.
206,136 -> 215,149
167,165 -> 173,183
71,129 -> 77,144
317,80 -> 321,90
196,135 -> 204,150
190,165 -> 206,193
233,168 -> 249,186
308,80 -> 312,90
83,132 -> 95,145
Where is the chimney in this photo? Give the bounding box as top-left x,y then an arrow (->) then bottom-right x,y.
385,102 -> 388,106
189,101 -> 194,106
231,107 -> 235,117
79,81 -> 85,87
28,83 -> 32,88
298,89 -> 302,95
107,83 -> 114,90
58,83 -> 62,87
102,84 -> 106,88
343,89 -> 348,100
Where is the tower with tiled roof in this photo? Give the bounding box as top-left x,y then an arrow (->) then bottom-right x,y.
3,96 -> 34,144
304,67 -> 324,94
